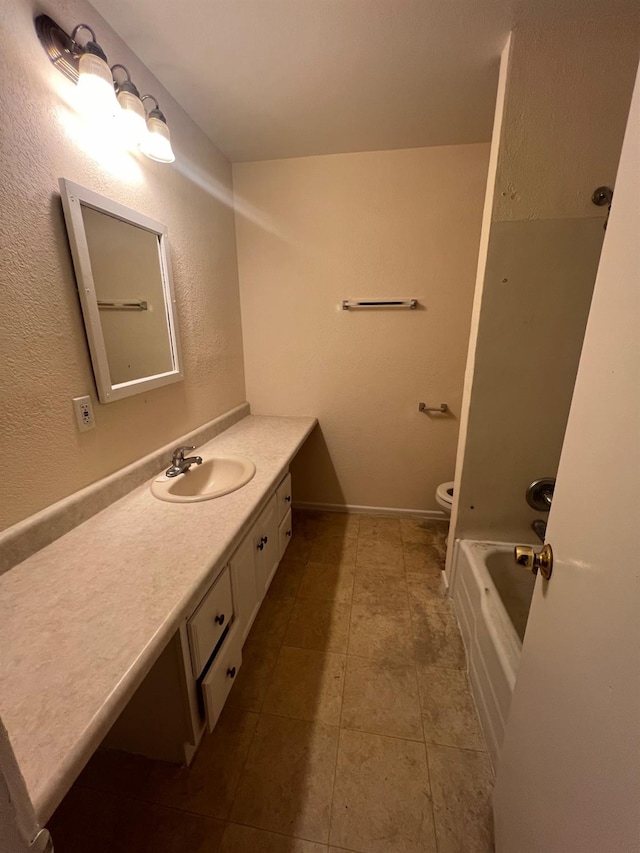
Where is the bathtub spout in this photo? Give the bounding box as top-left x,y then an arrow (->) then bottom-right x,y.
531,519 -> 547,543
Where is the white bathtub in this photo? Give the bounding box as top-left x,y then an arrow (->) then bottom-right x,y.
451,539 -> 535,768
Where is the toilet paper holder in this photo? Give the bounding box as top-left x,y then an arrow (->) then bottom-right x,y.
418,402 -> 449,414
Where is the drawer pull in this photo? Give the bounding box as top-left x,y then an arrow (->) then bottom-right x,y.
227,666 -> 237,679
214,613 -> 225,626
286,529 -> 292,537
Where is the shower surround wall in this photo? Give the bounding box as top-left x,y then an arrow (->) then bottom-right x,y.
451,18 -> 640,545
234,144 -> 490,513
0,0 -> 246,531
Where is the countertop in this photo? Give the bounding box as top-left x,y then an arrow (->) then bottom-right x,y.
0,414 -> 316,825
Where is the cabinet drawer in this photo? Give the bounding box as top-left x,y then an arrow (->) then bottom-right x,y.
201,625 -> 242,732
187,567 -> 233,678
278,509 -> 293,560
275,472 -> 292,522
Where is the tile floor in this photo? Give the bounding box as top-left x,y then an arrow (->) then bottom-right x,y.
48,511 -> 494,853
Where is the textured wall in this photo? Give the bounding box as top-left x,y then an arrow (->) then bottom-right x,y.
453,19 -> 639,542
0,0 -> 246,531
234,144 -> 490,511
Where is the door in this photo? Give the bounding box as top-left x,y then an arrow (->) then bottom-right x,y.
229,531 -> 260,642
254,494 -> 279,597
493,69 -> 640,852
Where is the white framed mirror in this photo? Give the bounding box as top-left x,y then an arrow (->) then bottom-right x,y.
59,178 -> 183,403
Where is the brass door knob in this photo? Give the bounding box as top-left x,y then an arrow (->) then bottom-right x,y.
514,543 -> 553,580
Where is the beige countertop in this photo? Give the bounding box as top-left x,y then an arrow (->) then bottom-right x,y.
0,414 -> 316,825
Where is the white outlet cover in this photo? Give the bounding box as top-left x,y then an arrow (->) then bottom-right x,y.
73,396 -> 95,432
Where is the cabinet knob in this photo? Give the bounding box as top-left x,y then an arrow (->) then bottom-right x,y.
214,613 -> 225,626
286,530 -> 292,537
257,541 -> 264,551
285,495 -> 291,503
262,535 -> 269,544
227,666 -> 236,678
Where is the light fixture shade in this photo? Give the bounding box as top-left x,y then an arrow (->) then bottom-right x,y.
116,89 -> 147,146
141,115 -> 175,163
76,51 -> 119,119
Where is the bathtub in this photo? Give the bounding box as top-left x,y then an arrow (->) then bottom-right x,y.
451,539 -> 535,768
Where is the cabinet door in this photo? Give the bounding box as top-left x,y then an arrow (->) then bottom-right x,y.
229,532 -> 260,643
254,494 -> 279,597
278,508 -> 293,561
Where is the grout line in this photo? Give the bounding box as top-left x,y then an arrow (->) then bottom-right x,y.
223,816 -> 332,847
71,781 -> 228,824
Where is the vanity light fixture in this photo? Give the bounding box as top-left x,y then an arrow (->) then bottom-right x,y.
35,14 -> 175,164
111,64 -> 147,146
140,95 -> 176,163
70,23 -> 119,119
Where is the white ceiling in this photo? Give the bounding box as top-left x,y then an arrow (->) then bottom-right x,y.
90,0 -> 637,162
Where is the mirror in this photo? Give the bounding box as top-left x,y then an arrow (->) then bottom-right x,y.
59,178 -> 183,403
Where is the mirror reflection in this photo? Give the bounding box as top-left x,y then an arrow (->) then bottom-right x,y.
81,205 -> 173,385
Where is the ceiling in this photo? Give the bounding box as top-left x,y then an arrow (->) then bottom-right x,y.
90,0 -> 637,162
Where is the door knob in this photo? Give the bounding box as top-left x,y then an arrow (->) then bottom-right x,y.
514,543 -> 553,580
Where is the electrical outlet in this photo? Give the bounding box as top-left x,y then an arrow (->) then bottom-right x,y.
73,396 -> 95,432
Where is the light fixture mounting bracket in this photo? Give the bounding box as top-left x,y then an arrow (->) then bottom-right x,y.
35,14 -> 80,83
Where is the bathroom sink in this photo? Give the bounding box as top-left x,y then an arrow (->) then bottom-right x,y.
151,455 -> 256,503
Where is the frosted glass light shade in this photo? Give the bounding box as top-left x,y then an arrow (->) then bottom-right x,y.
76,52 -> 119,119
141,116 -> 175,163
116,89 -> 146,146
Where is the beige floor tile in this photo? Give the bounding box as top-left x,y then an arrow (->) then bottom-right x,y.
402,541 -> 444,572
412,605 -> 466,670
400,519 -> 448,546
358,515 -> 402,542
348,603 -> 414,665
356,537 -> 404,571
48,786 -> 226,853
341,656 -> 423,741
406,571 -> 446,608
310,533 -> 358,565
292,509 -> 322,540
143,708 -> 259,819
285,598 -> 352,653
298,562 -> 356,602
263,646 -> 346,725
249,593 -> 296,646
221,823 -> 328,852
269,558 -> 308,599
231,715 -> 338,843
287,534 -> 314,562
353,568 -> 409,610
416,666 -> 485,750
428,744 -> 494,853
313,512 -> 360,539
330,729 -> 436,853
227,640 -> 281,712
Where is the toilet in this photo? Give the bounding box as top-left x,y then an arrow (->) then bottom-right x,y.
436,481 -> 455,515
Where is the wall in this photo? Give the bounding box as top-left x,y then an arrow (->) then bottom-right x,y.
234,144 -> 490,512
0,0 -> 246,531
451,18 -> 639,543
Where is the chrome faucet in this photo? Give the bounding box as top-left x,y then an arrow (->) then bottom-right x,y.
165,445 -> 203,478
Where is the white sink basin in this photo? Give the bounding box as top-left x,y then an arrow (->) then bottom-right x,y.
151,455 -> 256,503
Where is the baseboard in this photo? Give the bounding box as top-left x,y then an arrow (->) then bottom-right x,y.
292,501 -> 447,520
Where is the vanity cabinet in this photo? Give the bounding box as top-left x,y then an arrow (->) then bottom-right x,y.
229,530 -> 261,643
187,565 -> 234,678
106,469 -> 293,762
253,494 -> 279,597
